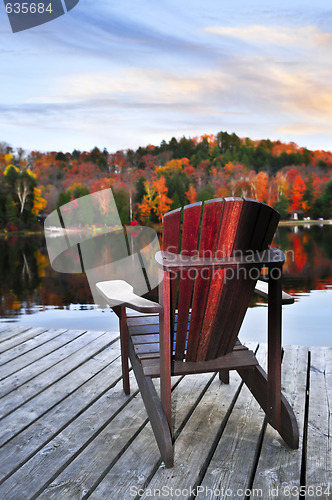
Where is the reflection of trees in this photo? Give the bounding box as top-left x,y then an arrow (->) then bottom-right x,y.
1,227 -> 332,318
0,236 -> 40,317
273,226 -> 332,293
0,235 -> 92,318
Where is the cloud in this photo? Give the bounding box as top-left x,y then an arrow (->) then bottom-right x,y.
29,67 -> 228,108
8,54 -> 332,127
278,123 -> 332,136
204,24 -> 332,49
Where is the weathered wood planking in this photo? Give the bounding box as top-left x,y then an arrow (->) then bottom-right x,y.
195,343 -> 266,499
0,327 -> 72,366
0,326 -> 47,353
252,345 -> 308,497
89,372 -> 215,499
0,324 -> 33,341
38,377 -> 180,500
0,327 -> 331,500
306,347 -> 332,490
0,343 -> 122,482
137,356 -> 259,499
0,330 -> 117,419
0,328 -> 80,379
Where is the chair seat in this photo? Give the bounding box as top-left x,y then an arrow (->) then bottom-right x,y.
127,312 -> 258,377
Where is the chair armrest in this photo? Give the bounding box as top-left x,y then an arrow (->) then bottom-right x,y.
96,280 -> 163,313
254,279 -> 294,305
155,247 -> 285,271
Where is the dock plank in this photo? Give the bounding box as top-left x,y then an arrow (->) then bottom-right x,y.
0,339 -> 120,447
37,378 -> 184,500
0,329 -> 108,397
0,328 -> 76,379
137,374 -> 247,499
306,347 -> 332,492
0,330 -> 117,419
0,324 -> 32,342
252,344 -> 308,498
0,345 -> 124,484
88,372 -> 215,500
0,327 -> 72,366
0,327 -> 330,500
195,344 -> 266,499
0,326 -> 46,353
0,375 -> 140,499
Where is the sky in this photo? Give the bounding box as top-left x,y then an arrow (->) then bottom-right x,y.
1,0 -> 332,154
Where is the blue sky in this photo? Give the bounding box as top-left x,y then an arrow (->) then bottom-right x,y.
1,0 -> 332,154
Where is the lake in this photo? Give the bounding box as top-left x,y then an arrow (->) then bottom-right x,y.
1,224 -> 332,346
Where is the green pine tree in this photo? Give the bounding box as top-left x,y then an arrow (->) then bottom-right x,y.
5,194 -> 18,227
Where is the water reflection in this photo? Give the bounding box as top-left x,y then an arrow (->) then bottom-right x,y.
1,225 -> 332,344
0,233 -> 93,321
274,224 -> 332,296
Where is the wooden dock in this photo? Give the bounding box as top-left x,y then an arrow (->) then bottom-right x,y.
0,324 -> 331,499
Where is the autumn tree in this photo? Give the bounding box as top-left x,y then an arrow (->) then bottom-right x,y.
254,171 -> 269,202
16,170 -> 36,214
138,197 -> 152,222
152,176 -> 172,222
3,166 -> 37,223
211,167 -> 227,198
138,181 -> 155,222
275,171 -> 289,200
32,187 -> 47,217
185,184 -> 197,204
289,175 -> 306,213
224,162 -> 248,196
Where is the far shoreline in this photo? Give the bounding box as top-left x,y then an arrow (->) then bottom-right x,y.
1,219 -> 332,238
278,219 -> 332,226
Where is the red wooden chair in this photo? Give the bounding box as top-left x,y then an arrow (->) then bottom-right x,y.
96,198 -> 299,467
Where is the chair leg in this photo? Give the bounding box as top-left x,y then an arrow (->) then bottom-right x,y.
238,365 -> 299,449
219,370 -> 230,384
239,265 -> 298,449
128,338 -> 174,467
114,306 -> 130,395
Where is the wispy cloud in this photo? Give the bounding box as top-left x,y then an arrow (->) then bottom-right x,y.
204,24 -> 332,49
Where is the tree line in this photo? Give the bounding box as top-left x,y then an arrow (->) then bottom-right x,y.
1,131 -> 332,231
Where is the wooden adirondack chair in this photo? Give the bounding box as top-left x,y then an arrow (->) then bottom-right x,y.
96,198 -> 299,468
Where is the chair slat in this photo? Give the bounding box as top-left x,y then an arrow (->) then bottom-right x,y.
249,202 -> 275,251
163,207 -> 182,253
163,207 -> 182,333
175,203 -> 202,360
210,198 -> 265,358
196,198 -> 243,361
186,199 -> 224,361
259,208 -> 280,250
215,201 -> 279,357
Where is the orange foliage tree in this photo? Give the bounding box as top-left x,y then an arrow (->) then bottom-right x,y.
254,171 -> 269,202
289,175 -> 306,212
152,176 -> 172,222
32,187 -> 47,216
138,181 -> 155,222
185,184 -> 197,204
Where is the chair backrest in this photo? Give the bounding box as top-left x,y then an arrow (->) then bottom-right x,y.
162,197 -> 280,362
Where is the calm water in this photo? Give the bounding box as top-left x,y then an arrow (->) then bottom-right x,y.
1,225 -> 332,345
